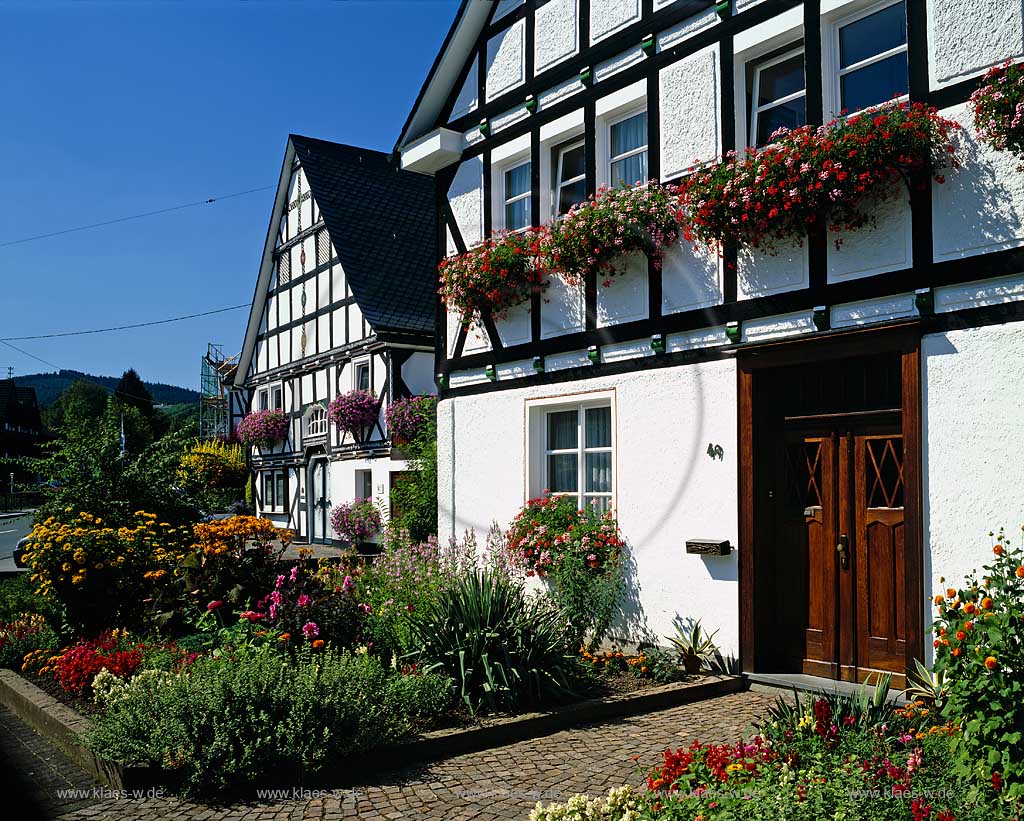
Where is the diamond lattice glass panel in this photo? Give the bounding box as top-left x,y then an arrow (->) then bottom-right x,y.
316,228 -> 331,265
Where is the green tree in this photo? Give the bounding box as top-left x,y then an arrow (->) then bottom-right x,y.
114,368 -> 155,418
43,379 -> 109,430
388,413 -> 437,541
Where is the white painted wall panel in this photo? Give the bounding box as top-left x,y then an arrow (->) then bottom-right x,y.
451,55 -> 479,120
448,157 -> 485,249
737,240 -> 809,300
827,193 -> 912,282
830,294 -> 917,329
741,310 -> 816,343
535,0 -> 578,74
486,18 -> 526,102
922,324 -> 1024,657
540,276 -> 586,338
661,237 -> 723,314
494,301 -> 533,347
437,360 -> 741,655
657,7 -> 718,51
596,254 -> 649,327
402,352 -> 436,396
660,44 -> 720,179
936,272 -> 1024,313
933,103 -> 1024,261
590,0 -> 641,44
928,0 -> 1024,88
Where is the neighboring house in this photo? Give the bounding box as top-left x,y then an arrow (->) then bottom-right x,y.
397,0 -> 1024,686
0,379 -> 44,485
235,135 -> 436,543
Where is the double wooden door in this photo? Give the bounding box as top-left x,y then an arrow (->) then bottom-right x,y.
783,420 -> 907,682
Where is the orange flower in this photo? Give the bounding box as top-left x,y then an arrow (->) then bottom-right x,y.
985,656 -> 998,670
312,639 -> 325,650
946,588 -> 957,599
955,630 -> 967,641
934,594 -> 944,605
952,647 -> 961,657
279,632 -> 291,642
933,639 -> 941,648
964,602 -> 976,615
964,621 -> 973,631
993,544 -> 1004,556
981,597 -> 994,610
1016,566 -> 1024,579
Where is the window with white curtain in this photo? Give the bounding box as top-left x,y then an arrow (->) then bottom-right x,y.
543,403 -> 613,512
502,161 -> 532,231
609,110 -> 648,186
749,47 -> 806,146
834,0 -> 908,113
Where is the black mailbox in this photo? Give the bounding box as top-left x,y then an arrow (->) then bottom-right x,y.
685,539 -> 731,556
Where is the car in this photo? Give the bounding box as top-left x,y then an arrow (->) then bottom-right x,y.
13,535 -> 31,568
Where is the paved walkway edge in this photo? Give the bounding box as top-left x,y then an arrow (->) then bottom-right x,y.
0,668 -> 744,792
0,669 -> 140,790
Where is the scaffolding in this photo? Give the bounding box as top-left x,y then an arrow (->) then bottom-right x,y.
199,343 -> 238,441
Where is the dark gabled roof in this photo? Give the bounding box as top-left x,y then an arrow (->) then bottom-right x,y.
289,135 -> 437,336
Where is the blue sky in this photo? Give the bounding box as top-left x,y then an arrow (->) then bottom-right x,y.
0,0 -> 459,391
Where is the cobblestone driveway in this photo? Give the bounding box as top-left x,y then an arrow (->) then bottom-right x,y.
1,691 -> 774,821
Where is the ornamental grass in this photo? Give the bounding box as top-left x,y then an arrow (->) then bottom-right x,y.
678,101 -> 959,252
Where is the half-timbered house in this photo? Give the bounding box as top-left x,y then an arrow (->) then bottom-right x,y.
236,135 -> 436,543
398,0 -> 1024,686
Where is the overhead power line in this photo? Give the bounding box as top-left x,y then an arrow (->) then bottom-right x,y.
0,185 -> 276,249
1,303 -> 250,341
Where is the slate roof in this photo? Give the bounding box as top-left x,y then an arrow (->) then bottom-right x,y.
0,380 -> 42,433
289,135 -> 437,336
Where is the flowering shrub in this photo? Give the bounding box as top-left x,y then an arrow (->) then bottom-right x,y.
177,439 -> 247,489
529,786 -> 645,821
236,409 -> 289,448
328,390 -> 379,436
504,495 -> 626,647
255,563 -> 364,650
384,395 -> 437,446
329,498 -> 381,543
26,630 -> 143,696
679,102 -> 959,252
545,182 -> 681,286
933,529 -> 1024,802
438,228 -> 548,319
23,511 -> 189,633
0,613 -> 57,669
971,60 -> 1024,167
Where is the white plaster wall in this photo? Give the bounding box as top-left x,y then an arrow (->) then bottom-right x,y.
927,0 -> 1024,88
596,253 -> 649,327
933,103 -> 1024,261
660,44 -> 720,179
451,55 -> 479,121
401,352 -> 436,396
494,301 -> 533,347
327,454 -> 415,539
922,323 -> 1024,657
829,293 -> 917,329
827,193 -> 912,282
486,18 -> 526,102
590,0 -> 641,44
535,0 -> 578,75
661,236 -> 723,314
540,275 -> 586,338
657,7 -> 718,51
737,240 -> 809,300
437,359 -> 741,655
448,157 -> 485,249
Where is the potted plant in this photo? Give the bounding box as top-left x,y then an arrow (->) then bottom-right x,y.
384,395 -> 437,447
236,409 -> 289,449
667,619 -> 720,674
329,498 -> 382,547
328,390 -> 379,442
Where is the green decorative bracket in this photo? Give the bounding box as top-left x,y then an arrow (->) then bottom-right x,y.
587,345 -> 600,364
651,334 -> 666,354
915,287 -> 935,316
579,66 -> 593,86
524,94 -> 537,113
725,321 -> 742,344
715,1 -> 731,18
812,305 -> 830,332
436,373 -> 449,390
532,356 -> 545,373
478,118 -> 490,137
485,364 -> 497,382
641,33 -> 655,55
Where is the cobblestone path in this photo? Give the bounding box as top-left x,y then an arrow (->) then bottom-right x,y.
1,691 -> 775,820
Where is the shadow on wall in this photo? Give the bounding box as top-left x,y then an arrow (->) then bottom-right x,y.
613,545 -> 657,646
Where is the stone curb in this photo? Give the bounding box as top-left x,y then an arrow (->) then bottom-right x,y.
0,668 -> 743,791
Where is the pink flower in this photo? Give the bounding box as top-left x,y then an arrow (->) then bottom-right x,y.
206,600 -> 224,611
302,621 -> 319,638
289,565 -> 299,582
297,594 -> 311,607
240,610 -> 265,622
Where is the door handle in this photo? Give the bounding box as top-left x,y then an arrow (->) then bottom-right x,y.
836,534 -> 850,569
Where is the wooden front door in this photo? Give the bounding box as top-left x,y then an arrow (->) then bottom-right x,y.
785,422 -> 907,683
309,458 -> 330,544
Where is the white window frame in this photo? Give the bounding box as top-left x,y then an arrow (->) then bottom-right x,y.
606,107 -> 649,187
353,358 -> 371,393
553,138 -> 587,219
306,404 -> 328,437
500,159 -> 533,233
272,384 -> 284,411
526,391 -> 616,512
257,388 -> 269,412
825,0 -> 908,119
262,469 -> 287,513
749,46 -> 806,147
355,469 -> 373,501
